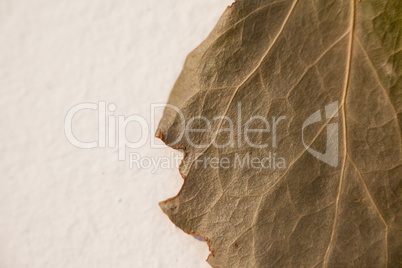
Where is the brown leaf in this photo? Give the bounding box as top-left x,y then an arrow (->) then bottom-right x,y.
157,0 -> 402,266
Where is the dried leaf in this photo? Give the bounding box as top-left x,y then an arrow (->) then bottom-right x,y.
157,0 -> 402,266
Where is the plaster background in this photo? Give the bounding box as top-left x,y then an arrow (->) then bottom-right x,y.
0,0 -> 231,267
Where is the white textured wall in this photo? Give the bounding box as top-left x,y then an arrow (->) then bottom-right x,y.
0,0 -> 231,267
